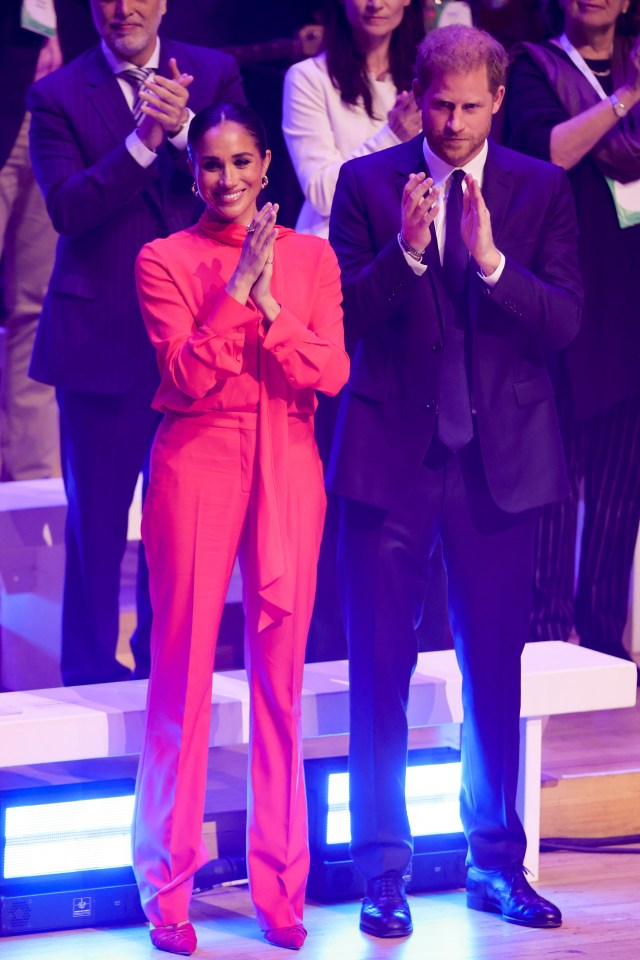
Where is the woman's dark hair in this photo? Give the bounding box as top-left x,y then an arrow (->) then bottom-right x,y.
322,0 -> 425,119
187,102 -> 269,160
544,0 -> 639,37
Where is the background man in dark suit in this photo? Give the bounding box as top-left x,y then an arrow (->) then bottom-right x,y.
327,25 -> 582,938
27,0 -> 244,685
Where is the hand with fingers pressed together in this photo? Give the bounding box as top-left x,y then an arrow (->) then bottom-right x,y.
400,172 -> 440,258
138,58 -> 194,152
461,173 -> 501,276
234,202 -> 281,320
388,90 -> 423,143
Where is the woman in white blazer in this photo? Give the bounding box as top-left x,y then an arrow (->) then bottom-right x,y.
282,0 -> 425,238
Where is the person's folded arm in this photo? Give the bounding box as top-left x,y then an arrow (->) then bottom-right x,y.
136,246 -> 252,400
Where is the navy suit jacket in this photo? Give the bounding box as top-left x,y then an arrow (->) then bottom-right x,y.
327,136 -> 583,515
27,38 -> 245,393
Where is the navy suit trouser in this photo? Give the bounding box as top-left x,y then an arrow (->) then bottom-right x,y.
57,381 -> 161,686
338,433 -> 534,880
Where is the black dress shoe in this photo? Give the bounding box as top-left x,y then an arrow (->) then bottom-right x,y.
360,871 -> 413,938
466,864 -> 562,928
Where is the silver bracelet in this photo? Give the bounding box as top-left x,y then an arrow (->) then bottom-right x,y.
398,231 -> 425,262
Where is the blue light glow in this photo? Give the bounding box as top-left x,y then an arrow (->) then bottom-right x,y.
3,795 -> 135,880
326,762 -> 463,844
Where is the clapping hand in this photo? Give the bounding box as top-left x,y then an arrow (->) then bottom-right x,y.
388,91 -> 422,142
627,34 -> 640,95
461,174 -> 501,276
400,173 -> 439,258
138,58 -> 193,151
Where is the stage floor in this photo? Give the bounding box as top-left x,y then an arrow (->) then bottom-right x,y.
1,698 -> 638,959
0,845 -> 638,960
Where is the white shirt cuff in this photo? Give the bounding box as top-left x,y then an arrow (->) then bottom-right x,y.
478,252 -> 506,286
399,237 -> 428,276
167,109 -> 195,151
126,130 -> 157,168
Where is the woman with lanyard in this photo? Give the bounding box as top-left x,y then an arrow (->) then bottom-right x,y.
505,1 -> 640,674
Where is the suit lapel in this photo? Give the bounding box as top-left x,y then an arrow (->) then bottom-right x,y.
85,47 -> 137,145
480,141 -> 514,250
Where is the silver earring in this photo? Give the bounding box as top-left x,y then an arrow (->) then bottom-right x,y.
261,175 -> 269,189
191,182 -> 200,197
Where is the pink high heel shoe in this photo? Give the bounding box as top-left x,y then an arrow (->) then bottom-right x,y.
264,924 -> 308,950
150,921 -> 197,956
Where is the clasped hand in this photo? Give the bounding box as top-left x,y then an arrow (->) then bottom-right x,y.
138,58 -> 193,151
227,202 -> 280,320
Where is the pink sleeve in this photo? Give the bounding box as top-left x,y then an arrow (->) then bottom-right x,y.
136,245 -> 254,400
262,242 -> 350,396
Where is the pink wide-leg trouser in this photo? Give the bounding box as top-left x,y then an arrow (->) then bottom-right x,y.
132,413 -> 325,930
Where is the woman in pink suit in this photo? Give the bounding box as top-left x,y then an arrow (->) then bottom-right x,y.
132,101 -> 349,956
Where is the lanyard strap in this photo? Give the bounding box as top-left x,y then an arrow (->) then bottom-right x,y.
555,33 -> 608,100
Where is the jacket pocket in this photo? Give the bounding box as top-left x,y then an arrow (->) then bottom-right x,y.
49,273 -> 96,300
513,375 -> 554,407
348,366 -> 390,401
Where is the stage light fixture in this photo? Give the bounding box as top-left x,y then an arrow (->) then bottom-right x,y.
0,779 -> 145,935
305,747 -> 468,902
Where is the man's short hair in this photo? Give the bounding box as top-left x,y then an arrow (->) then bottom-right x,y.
415,25 -> 508,95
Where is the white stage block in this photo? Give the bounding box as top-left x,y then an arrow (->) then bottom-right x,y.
0,642 -> 635,882
0,478 -> 242,690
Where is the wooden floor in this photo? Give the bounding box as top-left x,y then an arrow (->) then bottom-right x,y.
1,846 -> 639,960
2,698 -> 639,959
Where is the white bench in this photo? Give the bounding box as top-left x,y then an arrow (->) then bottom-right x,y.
0,641 -> 634,879
0,478 -> 242,690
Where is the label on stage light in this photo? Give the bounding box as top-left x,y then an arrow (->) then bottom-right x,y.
72,896 -> 92,918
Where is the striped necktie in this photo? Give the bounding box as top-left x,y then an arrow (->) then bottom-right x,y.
120,66 -> 154,126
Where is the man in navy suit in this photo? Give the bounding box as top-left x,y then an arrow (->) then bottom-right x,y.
328,25 -> 582,937
27,0 -> 244,685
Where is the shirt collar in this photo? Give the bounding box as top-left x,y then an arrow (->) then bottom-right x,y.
421,137 -> 489,190
101,37 -> 161,75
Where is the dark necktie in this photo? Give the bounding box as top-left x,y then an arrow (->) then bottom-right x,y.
437,168 -> 473,453
120,66 -> 153,127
